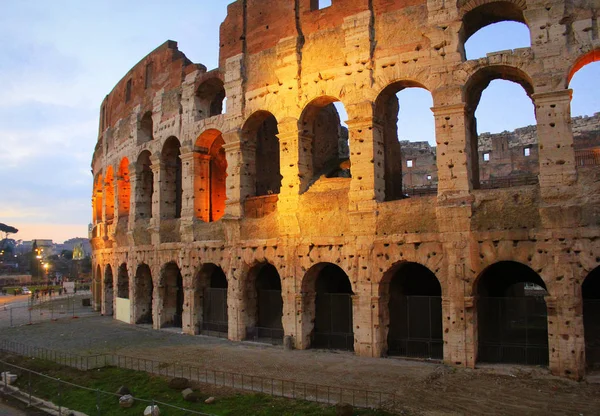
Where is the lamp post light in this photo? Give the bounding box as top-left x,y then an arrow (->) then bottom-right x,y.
43,263 -> 49,287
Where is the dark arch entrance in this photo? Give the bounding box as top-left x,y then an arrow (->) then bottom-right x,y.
135,264 -> 153,325
477,261 -> 548,365
159,262 -> 183,328
583,266 -> 600,370
246,263 -> 283,344
197,264 -> 228,337
384,262 -> 442,359
103,265 -> 114,316
117,263 -> 129,299
310,263 -> 354,351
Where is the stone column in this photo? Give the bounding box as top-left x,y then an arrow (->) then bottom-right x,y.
294,292 -> 316,350
227,263 -> 246,342
179,148 -> 195,221
532,90 -> 579,228
149,155 -> 162,245
277,118 -> 304,236
181,285 -> 195,336
193,154 -> 211,222
222,130 -> 248,218
546,263 -> 586,380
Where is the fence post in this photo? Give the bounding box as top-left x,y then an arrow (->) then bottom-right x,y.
28,371 -> 32,406
28,306 -> 32,325
57,378 -> 62,415
9,308 -> 12,327
96,389 -> 101,416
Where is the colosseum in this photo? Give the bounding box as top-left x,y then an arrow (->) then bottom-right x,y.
91,0 -> 600,380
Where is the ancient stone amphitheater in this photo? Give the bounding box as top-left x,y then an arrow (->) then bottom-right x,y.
91,0 -> 600,379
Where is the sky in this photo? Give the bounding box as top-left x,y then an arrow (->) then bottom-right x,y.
0,3 -> 598,243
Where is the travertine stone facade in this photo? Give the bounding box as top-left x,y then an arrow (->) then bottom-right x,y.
91,0 -> 600,380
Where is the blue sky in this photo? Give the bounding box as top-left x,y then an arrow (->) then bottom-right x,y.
0,3 -> 598,243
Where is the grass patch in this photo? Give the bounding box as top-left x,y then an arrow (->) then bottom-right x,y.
2,355 -> 399,415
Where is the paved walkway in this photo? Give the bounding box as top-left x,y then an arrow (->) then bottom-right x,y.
0,315 -> 599,415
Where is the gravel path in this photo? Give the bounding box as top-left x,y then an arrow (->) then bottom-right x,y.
0,315 -> 599,415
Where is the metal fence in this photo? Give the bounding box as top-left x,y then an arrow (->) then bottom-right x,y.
0,339 -> 398,409
584,299 -> 600,370
478,296 -> 549,366
0,293 -> 94,328
480,175 -> 539,189
246,289 -> 284,344
0,358 -> 214,416
201,288 -> 228,336
388,296 -> 443,360
313,293 -> 354,351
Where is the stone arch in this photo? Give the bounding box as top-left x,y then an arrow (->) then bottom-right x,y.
567,49 -> 600,88
117,263 -> 129,299
476,261 -> 549,366
134,263 -> 153,325
301,262 -> 354,351
582,266 -> 600,370
459,0 -> 529,45
374,80 -> 434,200
103,264 -> 114,316
379,261 -> 443,359
158,261 -> 184,328
104,166 -> 115,222
463,65 -> 536,189
93,173 -> 103,224
161,136 -> 182,219
117,158 -> 130,219
298,96 -> 351,192
242,111 -> 282,197
135,150 -> 153,220
195,77 -> 226,119
243,262 -> 283,343
138,111 -> 153,144
194,129 -> 227,222
193,263 -> 228,336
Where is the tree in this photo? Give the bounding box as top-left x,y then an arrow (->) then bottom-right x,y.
0,223 -> 18,240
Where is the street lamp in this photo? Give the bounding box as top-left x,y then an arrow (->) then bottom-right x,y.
43,263 -> 49,287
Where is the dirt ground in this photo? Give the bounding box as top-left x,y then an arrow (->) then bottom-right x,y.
0,315 -> 598,415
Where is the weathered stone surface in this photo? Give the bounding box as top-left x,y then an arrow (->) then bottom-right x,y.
143,405 -> 160,416
182,388 -> 198,402
116,385 -> 131,396
204,397 -> 216,404
91,1 -> 600,382
119,394 -> 134,408
168,377 -> 189,390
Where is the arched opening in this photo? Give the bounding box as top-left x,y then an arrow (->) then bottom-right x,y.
117,158 -> 130,219
161,137 -> 182,219
117,263 -> 129,299
461,1 -> 530,60
245,263 -> 283,344
568,52 -> 600,168
476,261 -> 548,365
104,166 -> 115,223
138,111 -> 154,144
135,151 -> 153,220
195,78 -> 226,119
304,263 -> 354,351
299,97 -> 350,192
195,264 -> 228,336
194,130 -> 227,222
134,264 -> 153,325
242,112 -> 282,197
375,82 -> 435,200
582,266 -> 600,370
465,67 -> 537,189
93,264 -> 102,311
382,262 -> 442,359
103,264 -> 114,316
159,262 -> 183,328
93,173 -> 103,225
